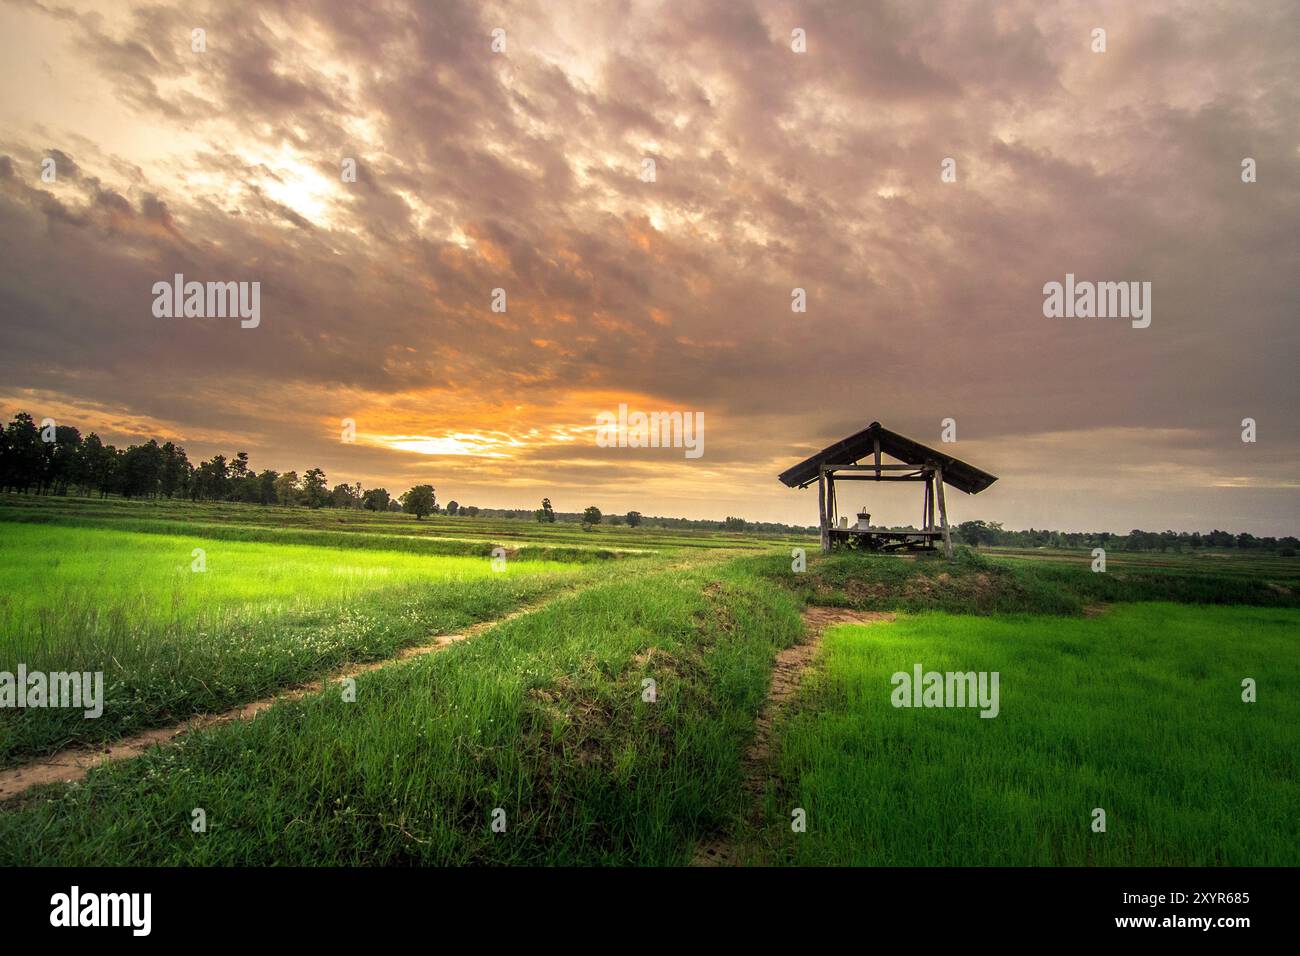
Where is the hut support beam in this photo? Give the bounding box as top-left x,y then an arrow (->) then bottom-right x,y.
818,470 -> 829,553
934,466 -> 952,558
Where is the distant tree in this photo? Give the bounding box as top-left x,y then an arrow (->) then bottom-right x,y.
77,433 -> 119,498
446,500 -> 460,516
193,454 -> 230,501
273,470 -> 300,506
957,520 -> 989,547
723,516 -> 747,532
46,425 -> 82,496
387,500 -> 403,512
232,471 -> 262,503
330,482 -> 360,509
256,469 -> 279,505
230,451 -> 250,483
581,506 -> 602,530
362,488 -> 391,512
465,505 -> 480,517
0,413 -> 41,493
401,485 -> 436,519
159,442 -> 190,499
119,440 -> 165,498
535,497 -> 556,523
302,468 -> 329,508
625,510 -> 642,528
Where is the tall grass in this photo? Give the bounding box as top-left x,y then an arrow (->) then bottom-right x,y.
775,548 -> 1300,615
0,524 -> 593,763
753,604 -> 1300,865
0,559 -> 803,865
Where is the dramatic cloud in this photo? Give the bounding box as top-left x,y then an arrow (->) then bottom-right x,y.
1,0 -> 1297,531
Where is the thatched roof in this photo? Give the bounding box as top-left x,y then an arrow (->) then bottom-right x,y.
777,422 -> 998,495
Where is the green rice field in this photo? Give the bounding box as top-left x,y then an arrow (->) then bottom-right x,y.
0,494 -> 1296,867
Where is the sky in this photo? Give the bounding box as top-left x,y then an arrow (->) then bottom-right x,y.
0,0 -> 1297,533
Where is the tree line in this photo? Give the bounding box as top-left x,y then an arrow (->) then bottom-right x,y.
955,520 -> 1299,555
0,411 -> 482,516
7,412 -> 1291,548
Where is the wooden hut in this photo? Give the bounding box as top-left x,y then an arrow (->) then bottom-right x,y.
778,422 -> 997,557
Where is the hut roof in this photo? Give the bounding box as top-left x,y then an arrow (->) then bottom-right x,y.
777,422 -> 998,495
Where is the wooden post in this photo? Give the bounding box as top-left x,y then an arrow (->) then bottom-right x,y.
928,471 -> 936,530
818,469 -> 830,553
934,466 -> 952,558
827,471 -> 837,531
873,437 -> 881,477
922,474 -> 932,530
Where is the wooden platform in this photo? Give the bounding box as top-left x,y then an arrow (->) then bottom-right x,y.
828,527 -> 942,552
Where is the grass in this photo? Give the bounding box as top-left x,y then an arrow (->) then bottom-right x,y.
0,523 -> 596,764
749,604 -> 1300,865
0,523 -> 581,631
776,547 -> 1300,615
0,494 -> 794,557
1,496 -> 1295,868
0,559 -> 803,865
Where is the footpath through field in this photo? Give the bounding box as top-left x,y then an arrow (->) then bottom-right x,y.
0,595 -> 566,802
691,606 -> 895,865
0,548 -> 741,803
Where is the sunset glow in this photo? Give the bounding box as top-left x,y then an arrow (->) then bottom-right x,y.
1,0 -> 1296,532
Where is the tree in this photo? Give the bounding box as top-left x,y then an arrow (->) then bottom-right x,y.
159,442 -> 190,499
625,510 -> 642,528
256,469 -> 278,505
46,425 -> 82,496
193,454 -> 230,501
534,497 -> 556,523
401,485 -> 436,519
1,413 -> 42,493
273,470 -> 300,506
723,516 -> 746,532
957,520 -> 990,547
361,488 -> 390,512
465,505 -> 480,517
330,482 -> 360,509
77,433 -> 119,498
302,468 -> 329,508
581,506 -> 602,530
119,440 -> 165,498
446,500 -> 460,516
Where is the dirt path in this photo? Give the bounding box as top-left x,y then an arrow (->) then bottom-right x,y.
0,597 -> 560,803
690,606 -> 895,866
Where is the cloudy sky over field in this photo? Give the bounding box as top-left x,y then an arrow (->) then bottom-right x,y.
1,0 -> 1297,532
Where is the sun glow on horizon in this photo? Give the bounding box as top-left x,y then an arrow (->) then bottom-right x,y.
376,433 -> 524,458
